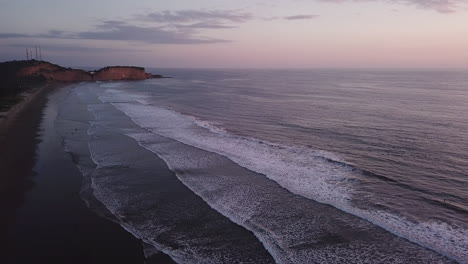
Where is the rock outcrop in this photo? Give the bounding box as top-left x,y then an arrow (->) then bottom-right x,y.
1,60 -> 160,96
15,61 -> 155,82
41,69 -> 93,82
92,66 -> 153,81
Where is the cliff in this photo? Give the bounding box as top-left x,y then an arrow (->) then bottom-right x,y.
0,60 -> 48,96
92,66 -> 153,81
0,60 -> 159,96
16,61 -> 92,82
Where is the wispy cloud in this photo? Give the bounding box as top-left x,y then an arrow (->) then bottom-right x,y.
0,9 -> 249,45
175,22 -> 237,29
139,9 -> 253,31
399,0 -> 466,13
0,9 -> 256,44
284,15 -> 319,20
319,0 -> 467,13
141,9 -> 253,23
75,20 -> 229,44
0,33 -> 31,38
263,14 -> 319,21
0,24 -> 229,44
0,43 -> 148,53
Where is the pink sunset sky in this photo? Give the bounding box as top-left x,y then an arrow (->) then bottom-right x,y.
1,0 -> 467,68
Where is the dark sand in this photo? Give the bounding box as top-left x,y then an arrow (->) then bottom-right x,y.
0,85 -> 148,263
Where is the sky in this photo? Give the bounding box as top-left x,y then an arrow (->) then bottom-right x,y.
1,0 -> 468,68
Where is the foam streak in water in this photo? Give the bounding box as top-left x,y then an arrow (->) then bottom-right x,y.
100,88 -> 467,263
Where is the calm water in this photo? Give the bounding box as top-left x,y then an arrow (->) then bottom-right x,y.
57,69 -> 468,263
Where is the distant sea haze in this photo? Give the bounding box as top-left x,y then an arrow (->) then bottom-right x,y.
58,69 -> 468,263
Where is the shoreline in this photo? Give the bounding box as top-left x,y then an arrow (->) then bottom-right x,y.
0,84 -> 49,133
0,84 -> 147,263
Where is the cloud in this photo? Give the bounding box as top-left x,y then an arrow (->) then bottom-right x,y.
0,33 -> 30,38
0,43 -> 148,53
318,0 -> 467,13
139,9 -> 253,31
141,10 -> 253,23
284,15 -> 319,20
175,22 -> 236,29
76,20 -> 229,44
0,9 -> 253,44
0,20 -> 231,44
398,0 -> 466,13
262,14 -> 319,21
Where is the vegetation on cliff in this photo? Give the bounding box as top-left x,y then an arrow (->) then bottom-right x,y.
0,60 -> 48,96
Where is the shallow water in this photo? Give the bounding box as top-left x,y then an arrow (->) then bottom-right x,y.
3,86 -> 144,263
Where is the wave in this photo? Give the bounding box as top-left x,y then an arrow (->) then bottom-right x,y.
57,85 -> 275,263
100,88 -> 467,263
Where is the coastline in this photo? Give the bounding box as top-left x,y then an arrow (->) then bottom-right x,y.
0,84 -> 49,133
0,84 -> 147,263
0,59 -> 163,131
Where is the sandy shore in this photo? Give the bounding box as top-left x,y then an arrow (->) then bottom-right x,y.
0,84 -> 148,263
0,84 -> 48,133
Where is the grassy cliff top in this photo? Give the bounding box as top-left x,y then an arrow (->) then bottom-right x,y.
0,60 -> 146,74
94,65 -> 145,72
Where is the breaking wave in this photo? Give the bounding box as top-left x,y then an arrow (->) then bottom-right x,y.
99,88 -> 468,263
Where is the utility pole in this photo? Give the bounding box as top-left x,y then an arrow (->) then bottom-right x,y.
35,46 -> 38,60
39,46 -> 42,61
26,48 -> 29,60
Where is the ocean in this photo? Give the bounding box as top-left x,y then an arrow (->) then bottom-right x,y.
56,69 -> 468,263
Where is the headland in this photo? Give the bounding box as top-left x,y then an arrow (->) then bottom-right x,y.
0,60 -> 161,96
0,60 -> 163,126
0,59 -> 168,262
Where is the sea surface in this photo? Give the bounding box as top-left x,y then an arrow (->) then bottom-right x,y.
56,69 -> 468,263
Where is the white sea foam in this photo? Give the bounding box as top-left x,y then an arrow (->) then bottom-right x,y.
60,86 -> 274,263
99,88 -> 468,263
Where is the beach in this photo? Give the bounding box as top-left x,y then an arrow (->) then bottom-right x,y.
0,84 -> 151,263
0,69 -> 466,263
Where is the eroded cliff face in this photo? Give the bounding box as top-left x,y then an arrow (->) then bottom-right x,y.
1,60 -> 158,96
14,61 -> 154,82
93,67 -> 150,81
16,61 -> 92,82
16,63 -> 62,77
41,70 -> 93,82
